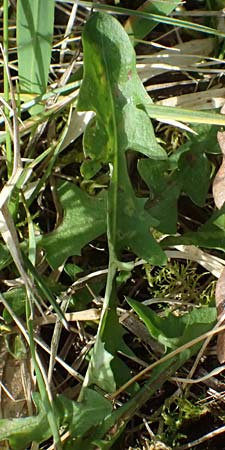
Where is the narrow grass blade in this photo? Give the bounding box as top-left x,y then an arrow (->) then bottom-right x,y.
17,0 -> 55,113
124,0 -> 180,43
3,0 -> 12,174
145,103 -> 225,125
77,2 -> 225,38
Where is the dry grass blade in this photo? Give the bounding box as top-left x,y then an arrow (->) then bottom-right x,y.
36,308 -> 101,325
166,245 -> 225,278
110,323 -> 225,400
157,87 -> 225,110
138,37 -> 216,81
176,424 -> 225,450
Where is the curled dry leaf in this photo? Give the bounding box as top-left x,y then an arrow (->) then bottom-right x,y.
213,116 -> 225,362
212,130 -> 225,209
216,267 -> 225,363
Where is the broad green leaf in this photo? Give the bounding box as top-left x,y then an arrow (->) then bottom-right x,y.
0,394 -> 51,450
17,0 -> 55,114
189,123 -> 221,154
84,306 -> 137,393
5,334 -> 27,360
168,127 -> 213,206
64,263 -> 83,280
40,180 -> 107,269
3,287 -> 26,323
170,124 -> 222,168
179,307 -> 217,348
178,149 -> 211,206
162,230 -> 225,252
138,159 -> 180,233
86,339 -> 116,393
56,389 -> 112,438
0,390 -> 112,450
162,205 -> 225,252
77,12 -> 167,265
127,298 -> 216,351
81,159 -> 102,180
206,208 -> 225,231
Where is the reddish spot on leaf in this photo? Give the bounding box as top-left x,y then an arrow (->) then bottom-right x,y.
185,152 -> 197,165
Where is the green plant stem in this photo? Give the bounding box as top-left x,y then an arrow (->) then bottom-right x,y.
3,0 -> 12,176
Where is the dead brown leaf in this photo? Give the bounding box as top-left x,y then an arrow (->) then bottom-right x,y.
212,131 -> 225,209
215,267 -> 225,363
0,336 -> 33,420
212,108 -> 225,363
2,353 -> 27,419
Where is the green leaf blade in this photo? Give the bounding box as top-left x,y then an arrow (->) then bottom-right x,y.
124,0 -> 181,44
78,12 -> 167,264
128,298 -> 216,352
77,12 -> 168,393
17,0 -> 54,112
40,181 -> 107,269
